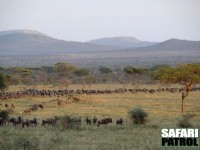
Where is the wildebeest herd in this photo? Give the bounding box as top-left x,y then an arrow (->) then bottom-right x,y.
0,86 -> 199,129
1,87 -> 200,100
0,116 -> 38,128
0,116 -> 123,128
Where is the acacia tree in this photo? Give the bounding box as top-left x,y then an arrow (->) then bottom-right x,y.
73,68 -> 89,88
154,64 -> 200,112
98,67 -> 112,83
14,67 -> 33,85
54,62 -> 76,88
123,66 -> 143,87
85,75 -> 96,88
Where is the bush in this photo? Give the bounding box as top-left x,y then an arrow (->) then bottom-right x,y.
177,114 -> 196,128
0,73 -> 8,91
128,108 -> 148,125
0,110 -> 9,121
56,115 -> 81,130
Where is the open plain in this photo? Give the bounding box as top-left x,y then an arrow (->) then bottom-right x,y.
0,84 -> 200,150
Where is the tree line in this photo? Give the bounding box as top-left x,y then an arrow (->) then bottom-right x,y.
1,63 -> 200,112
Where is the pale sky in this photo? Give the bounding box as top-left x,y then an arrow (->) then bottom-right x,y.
0,0 -> 199,42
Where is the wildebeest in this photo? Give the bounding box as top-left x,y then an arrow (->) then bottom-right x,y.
93,116 -> 97,124
116,118 -> 123,125
85,117 -> 91,125
97,118 -> 112,127
42,118 -> 56,126
5,104 -> 9,108
29,118 -> 37,126
38,104 -> 43,109
13,116 -> 22,127
7,117 -> 15,125
22,119 -> 30,128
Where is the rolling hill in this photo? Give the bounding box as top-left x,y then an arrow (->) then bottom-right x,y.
0,30 -> 118,55
136,39 -> 200,51
88,36 -> 158,48
0,30 -> 199,67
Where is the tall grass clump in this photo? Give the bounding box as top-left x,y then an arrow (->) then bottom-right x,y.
15,135 -> 40,150
128,108 -> 148,125
56,115 -> 81,130
177,113 -> 196,128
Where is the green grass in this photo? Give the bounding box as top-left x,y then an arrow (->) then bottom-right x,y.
0,125 -> 161,150
0,84 -> 200,150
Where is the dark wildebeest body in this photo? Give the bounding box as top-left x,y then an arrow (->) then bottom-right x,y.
5,104 -> 9,108
93,116 -> 97,124
29,118 -> 37,126
85,117 -> 91,125
38,104 -> 43,109
22,119 -> 30,128
13,116 -> 22,127
97,118 -> 112,127
7,117 -> 15,125
116,118 -> 123,125
42,118 -> 56,126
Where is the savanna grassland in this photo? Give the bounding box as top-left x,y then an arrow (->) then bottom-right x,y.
0,84 -> 200,150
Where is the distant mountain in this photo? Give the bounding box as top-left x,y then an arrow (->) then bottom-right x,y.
88,36 -> 158,48
141,39 -> 200,51
0,30 -> 199,58
0,30 -> 117,55
0,32 -> 199,67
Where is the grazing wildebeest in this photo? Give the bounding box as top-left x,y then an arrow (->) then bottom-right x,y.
116,118 -> 123,125
13,116 -> 22,127
0,117 -> 4,127
97,118 -> 112,127
85,117 -> 91,125
42,118 -> 56,126
93,116 -> 97,124
29,118 -> 37,126
7,117 -> 15,125
38,104 -> 43,109
22,119 -> 30,128
5,104 -> 9,108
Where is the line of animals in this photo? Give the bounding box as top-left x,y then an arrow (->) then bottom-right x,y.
23,104 -> 44,115
2,103 -> 44,115
2,99 -> 73,115
85,116 -> 123,127
1,87 -> 200,100
0,116 -> 123,128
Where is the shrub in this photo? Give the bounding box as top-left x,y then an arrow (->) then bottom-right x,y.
128,108 -> 148,125
56,115 -> 81,130
177,114 -> 196,128
0,110 -> 9,121
0,73 -> 8,91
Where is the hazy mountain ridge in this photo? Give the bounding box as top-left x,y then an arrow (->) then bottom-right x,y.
88,36 -> 158,48
0,30 -> 48,37
0,30 -> 119,55
0,30 -> 200,68
138,39 -> 200,51
0,30 -> 199,55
